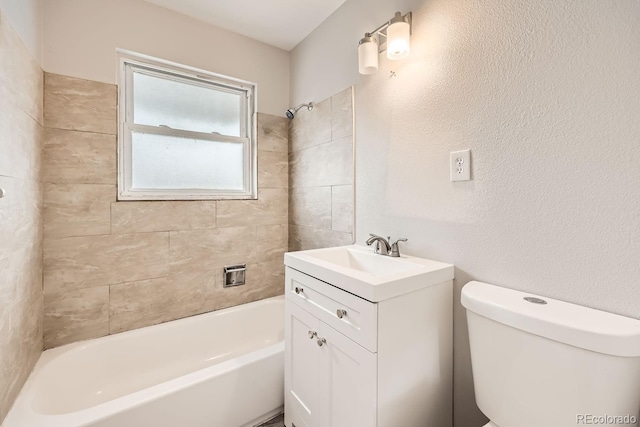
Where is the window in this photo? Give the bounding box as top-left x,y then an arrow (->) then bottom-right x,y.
117,51 -> 257,200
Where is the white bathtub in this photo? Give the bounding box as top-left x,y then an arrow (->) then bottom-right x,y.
4,296 -> 285,427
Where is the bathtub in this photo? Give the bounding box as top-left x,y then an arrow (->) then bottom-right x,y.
4,296 -> 285,427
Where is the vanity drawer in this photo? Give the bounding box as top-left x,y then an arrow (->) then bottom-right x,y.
285,267 -> 378,352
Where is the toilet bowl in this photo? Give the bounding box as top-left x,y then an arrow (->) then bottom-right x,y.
462,281 -> 640,427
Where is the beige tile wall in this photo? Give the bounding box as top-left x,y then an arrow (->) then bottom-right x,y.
0,11 -> 44,423
289,87 -> 354,250
42,74 -> 288,348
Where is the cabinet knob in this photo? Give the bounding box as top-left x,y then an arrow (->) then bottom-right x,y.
336,309 -> 347,319
294,287 -> 303,294
308,330 -> 317,339
317,337 -> 326,347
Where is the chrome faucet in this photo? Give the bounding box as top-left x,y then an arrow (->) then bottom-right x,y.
365,234 -> 407,257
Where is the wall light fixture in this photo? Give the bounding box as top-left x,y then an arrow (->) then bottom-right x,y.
358,11 -> 412,75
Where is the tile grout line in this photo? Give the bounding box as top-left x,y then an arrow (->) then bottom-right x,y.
42,125 -> 117,137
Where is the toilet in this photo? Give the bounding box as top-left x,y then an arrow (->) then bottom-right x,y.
462,281 -> 640,427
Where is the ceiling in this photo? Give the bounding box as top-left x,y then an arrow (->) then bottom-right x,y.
143,0 -> 347,51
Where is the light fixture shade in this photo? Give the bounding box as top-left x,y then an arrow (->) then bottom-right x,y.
358,35 -> 378,75
386,19 -> 410,60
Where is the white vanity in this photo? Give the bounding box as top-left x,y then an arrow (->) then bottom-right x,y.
283,245 -> 454,427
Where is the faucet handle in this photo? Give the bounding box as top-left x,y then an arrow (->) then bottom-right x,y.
389,238 -> 407,257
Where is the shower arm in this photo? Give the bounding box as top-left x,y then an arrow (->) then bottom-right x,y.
293,103 -> 313,113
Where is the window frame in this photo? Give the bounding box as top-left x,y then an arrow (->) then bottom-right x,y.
116,50 -> 258,201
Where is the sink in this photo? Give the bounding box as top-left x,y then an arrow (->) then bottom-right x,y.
284,245 -> 453,302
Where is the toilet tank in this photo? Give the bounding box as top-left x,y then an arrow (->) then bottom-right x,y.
462,281 -> 640,427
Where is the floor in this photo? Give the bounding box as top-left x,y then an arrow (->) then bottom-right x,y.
256,413 -> 284,427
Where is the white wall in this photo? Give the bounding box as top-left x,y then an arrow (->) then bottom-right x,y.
42,0 -> 289,116
290,0 -> 640,425
0,0 -> 42,63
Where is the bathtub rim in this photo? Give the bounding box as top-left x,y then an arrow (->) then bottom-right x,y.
4,295 -> 284,427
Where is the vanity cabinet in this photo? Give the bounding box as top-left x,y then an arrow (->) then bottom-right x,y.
284,266 -> 453,427
286,302 -> 376,427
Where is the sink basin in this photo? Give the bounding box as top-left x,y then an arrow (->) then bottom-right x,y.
284,245 -> 454,302
303,246 -> 422,276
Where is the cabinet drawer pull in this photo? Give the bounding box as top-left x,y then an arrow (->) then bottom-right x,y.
336,309 -> 347,319
308,330 -> 317,339
317,337 -> 326,347
294,287 -> 303,294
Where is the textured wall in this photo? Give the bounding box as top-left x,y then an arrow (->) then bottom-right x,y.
42,73 -> 288,348
0,10 -> 44,423
289,87 -> 354,251
290,1 -> 640,425
41,0 -> 289,117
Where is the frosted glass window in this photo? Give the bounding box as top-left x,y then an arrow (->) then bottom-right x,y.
131,132 -> 244,190
133,71 -> 243,137
117,53 -> 256,201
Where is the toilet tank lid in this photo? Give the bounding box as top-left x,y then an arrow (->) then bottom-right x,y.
461,281 -> 640,357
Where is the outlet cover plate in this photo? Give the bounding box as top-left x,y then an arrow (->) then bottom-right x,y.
450,149 -> 471,182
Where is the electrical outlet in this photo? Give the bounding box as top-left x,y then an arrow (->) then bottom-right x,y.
450,149 -> 471,181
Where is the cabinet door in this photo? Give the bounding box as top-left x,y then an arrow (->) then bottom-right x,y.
285,302 -> 321,427
318,322 -> 377,427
